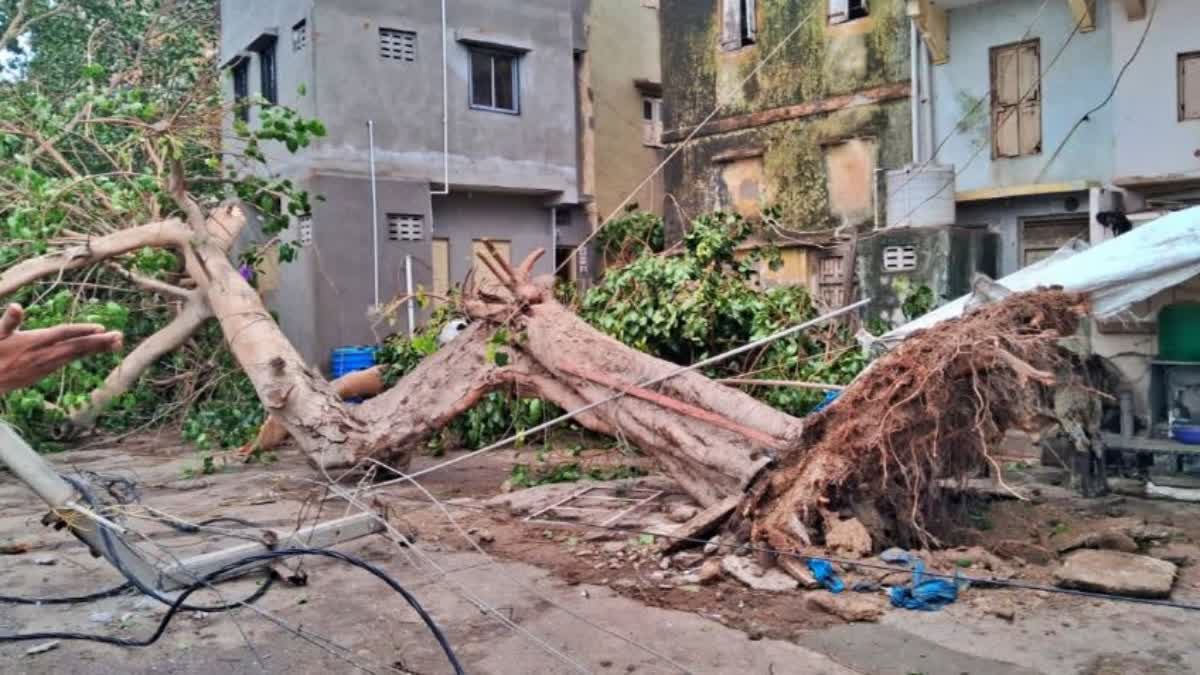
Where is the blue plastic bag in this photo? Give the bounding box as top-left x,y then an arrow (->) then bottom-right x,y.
888,562 -> 959,611
808,558 -> 845,593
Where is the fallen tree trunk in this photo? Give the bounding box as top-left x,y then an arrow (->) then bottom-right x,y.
2,200 -> 1089,554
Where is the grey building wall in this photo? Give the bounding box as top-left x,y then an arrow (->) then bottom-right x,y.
300,0 -> 581,199
220,0 -> 592,369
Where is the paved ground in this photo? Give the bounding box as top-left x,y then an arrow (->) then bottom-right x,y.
1,438 -> 1198,674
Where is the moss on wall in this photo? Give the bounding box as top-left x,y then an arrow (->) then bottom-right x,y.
660,0 -> 913,237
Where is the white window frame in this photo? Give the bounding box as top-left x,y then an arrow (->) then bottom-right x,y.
1179,51 -> 1200,122
468,47 -> 521,115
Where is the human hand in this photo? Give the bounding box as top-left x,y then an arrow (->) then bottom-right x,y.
0,304 -> 124,395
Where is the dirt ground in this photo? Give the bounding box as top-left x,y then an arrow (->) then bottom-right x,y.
2,433 -> 1199,674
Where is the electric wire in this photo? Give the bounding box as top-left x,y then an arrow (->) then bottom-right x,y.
1036,0 -> 1160,183
0,548 -> 467,675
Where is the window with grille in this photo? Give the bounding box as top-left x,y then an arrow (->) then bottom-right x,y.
298,217 -> 313,246
292,20 -> 307,52
991,40 -> 1042,158
386,214 -> 423,241
882,245 -> 917,272
380,28 -> 416,62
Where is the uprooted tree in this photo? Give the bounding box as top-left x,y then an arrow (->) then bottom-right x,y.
1,0 -> 1093,568
1,188 -> 1090,555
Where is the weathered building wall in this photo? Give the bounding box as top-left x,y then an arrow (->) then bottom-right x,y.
659,0 -> 912,241
929,0 -> 1113,193
1109,0 -> 1200,183
588,1 -> 664,220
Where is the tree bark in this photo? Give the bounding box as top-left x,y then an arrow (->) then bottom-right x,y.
67,291 -> 213,430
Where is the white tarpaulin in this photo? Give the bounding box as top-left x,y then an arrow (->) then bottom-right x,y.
880,205 -> 1200,345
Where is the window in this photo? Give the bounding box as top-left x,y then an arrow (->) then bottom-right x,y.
882,245 -> 917,272
991,40 -> 1041,158
720,0 -> 756,51
824,138 -> 876,225
386,214 -> 424,241
298,217 -> 313,246
1021,217 -> 1087,267
829,0 -> 869,25
232,57 -> 250,122
292,20 -> 307,52
470,48 -> 519,113
642,96 -> 663,147
380,28 -> 417,62
1179,51 -> 1200,121
248,35 -> 278,106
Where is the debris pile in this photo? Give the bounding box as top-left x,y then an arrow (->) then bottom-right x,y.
744,289 -> 1091,554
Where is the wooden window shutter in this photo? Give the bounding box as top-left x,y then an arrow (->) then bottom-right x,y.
1180,52 -> 1200,120
1017,42 -> 1041,154
720,0 -> 742,50
829,0 -> 850,25
432,239 -> 450,299
991,41 -> 1040,158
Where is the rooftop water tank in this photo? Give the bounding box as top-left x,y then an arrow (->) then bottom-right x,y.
886,164 -> 956,229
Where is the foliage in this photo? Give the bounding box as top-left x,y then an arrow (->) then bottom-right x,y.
894,277 -> 936,321
0,0 -> 325,450
596,209 -> 665,266
508,461 -> 646,489
582,210 -> 866,416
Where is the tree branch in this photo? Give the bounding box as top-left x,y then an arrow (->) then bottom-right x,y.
0,218 -> 191,297
67,291 -> 212,430
105,263 -> 190,300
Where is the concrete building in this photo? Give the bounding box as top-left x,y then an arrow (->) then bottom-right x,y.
657,0 -> 914,303
902,0 -> 1200,440
220,1 -> 661,367
909,0 -> 1200,276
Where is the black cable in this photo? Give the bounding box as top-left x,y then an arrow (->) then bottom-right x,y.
59,474 -> 277,613
0,548 -> 466,675
1037,0 -> 1159,183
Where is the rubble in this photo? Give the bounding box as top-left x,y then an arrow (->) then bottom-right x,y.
1148,544 -> 1197,567
776,556 -> 822,589
821,513 -> 872,558
991,540 -> 1055,565
720,556 -> 799,592
805,591 -> 884,622
1054,550 -> 1177,599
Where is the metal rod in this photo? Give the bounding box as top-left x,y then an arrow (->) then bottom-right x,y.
719,378 -> 846,391
431,0 -> 450,196
363,298 -> 871,492
368,119 -> 380,308
405,254 -> 416,336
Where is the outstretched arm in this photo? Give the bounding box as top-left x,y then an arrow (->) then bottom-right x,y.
0,304 -> 124,395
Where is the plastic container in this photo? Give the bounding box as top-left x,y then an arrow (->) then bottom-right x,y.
1158,303 -> 1200,362
1172,423 -> 1200,445
330,345 -> 378,402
